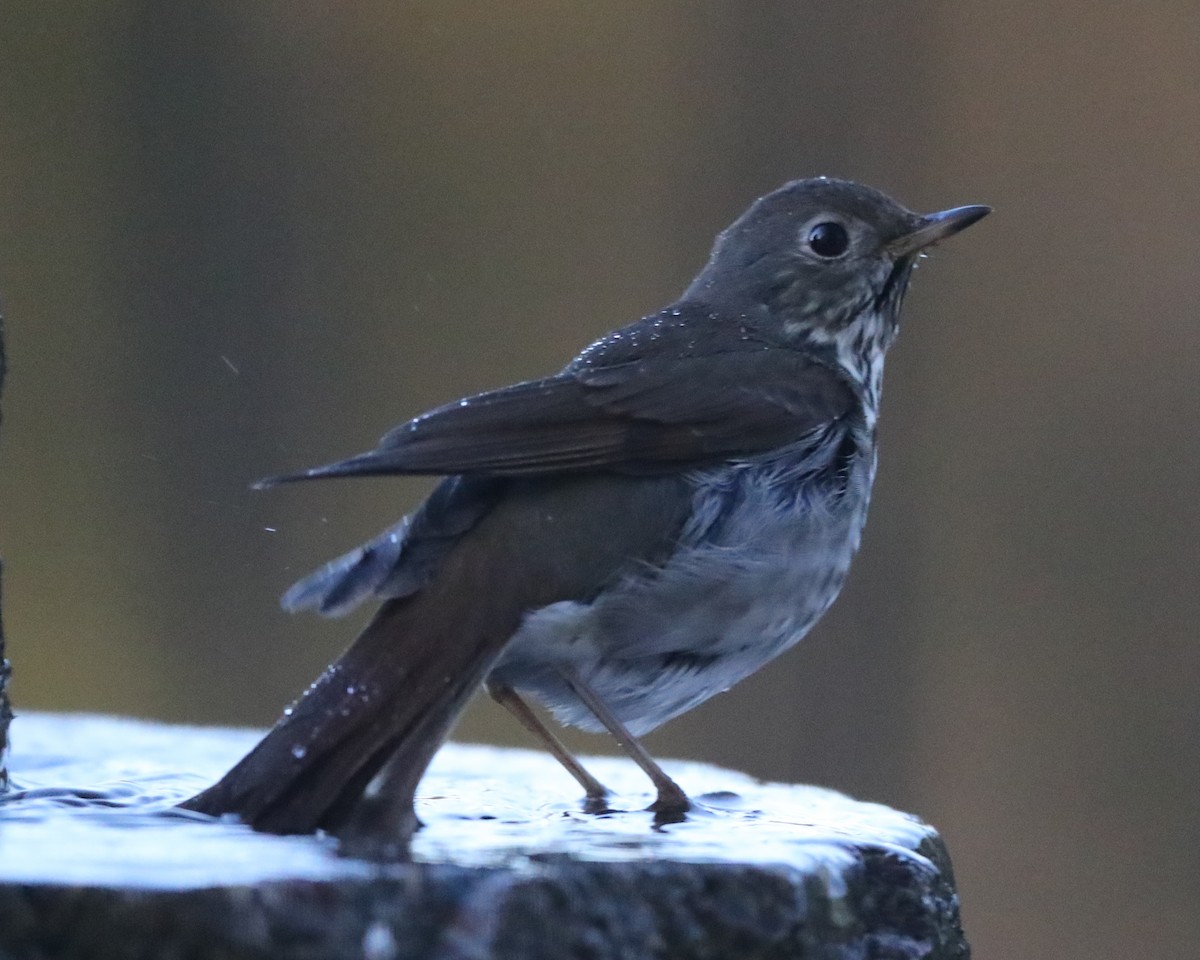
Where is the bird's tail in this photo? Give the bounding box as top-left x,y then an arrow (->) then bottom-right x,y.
180,577 -> 514,838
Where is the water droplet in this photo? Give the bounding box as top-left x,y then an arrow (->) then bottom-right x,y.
291,744 -> 307,760
362,921 -> 398,960
282,706 -> 294,717
346,685 -> 357,696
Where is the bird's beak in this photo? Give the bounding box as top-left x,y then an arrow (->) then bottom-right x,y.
886,205 -> 991,259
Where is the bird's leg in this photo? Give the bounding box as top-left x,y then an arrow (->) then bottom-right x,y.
558,666 -> 691,816
487,680 -> 611,813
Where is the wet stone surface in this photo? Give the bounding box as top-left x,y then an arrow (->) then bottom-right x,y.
0,713 -> 969,959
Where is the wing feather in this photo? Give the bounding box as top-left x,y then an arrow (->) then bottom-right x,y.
258,338 -> 854,485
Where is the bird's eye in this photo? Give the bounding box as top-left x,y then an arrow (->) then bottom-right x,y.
806,222 -> 850,258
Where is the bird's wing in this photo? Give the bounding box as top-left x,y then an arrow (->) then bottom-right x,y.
260,347 -> 855,484
279,474 -> 505,617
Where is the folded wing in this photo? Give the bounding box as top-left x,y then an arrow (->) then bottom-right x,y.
259,347 -> 854,485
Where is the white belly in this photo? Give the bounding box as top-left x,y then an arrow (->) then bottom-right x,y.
491,444 -> 876,735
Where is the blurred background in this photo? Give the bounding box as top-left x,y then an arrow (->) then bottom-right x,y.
1,3 -> 1197,957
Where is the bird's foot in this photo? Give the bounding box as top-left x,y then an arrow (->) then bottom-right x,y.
582,792 -> 615,815
646,783 -> 691,824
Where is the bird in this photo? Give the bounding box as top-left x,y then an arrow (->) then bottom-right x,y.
181,177 -> 989,846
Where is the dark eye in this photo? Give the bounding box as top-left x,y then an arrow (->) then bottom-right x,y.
807,221 -> 849,258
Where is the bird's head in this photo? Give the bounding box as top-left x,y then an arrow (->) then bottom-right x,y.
684,177 -> 989,386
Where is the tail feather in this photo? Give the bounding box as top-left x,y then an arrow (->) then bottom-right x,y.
185,471 -> 675,841
181,585 -> 513,837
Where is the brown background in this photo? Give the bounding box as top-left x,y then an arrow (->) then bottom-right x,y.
1,4 -> 1197,958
